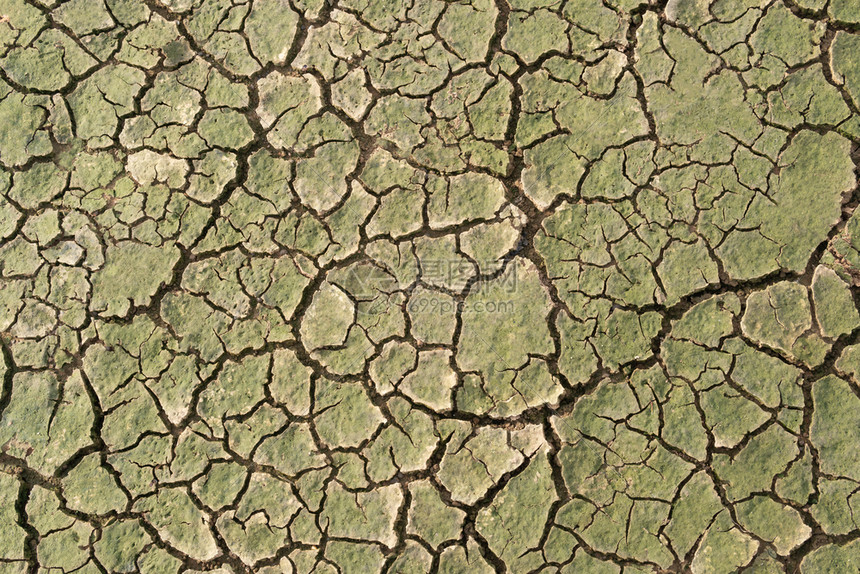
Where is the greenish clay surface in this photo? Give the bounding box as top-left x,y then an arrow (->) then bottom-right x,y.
0,0 -> 859,572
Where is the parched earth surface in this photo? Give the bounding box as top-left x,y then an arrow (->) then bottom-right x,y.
3,0 -> 860,572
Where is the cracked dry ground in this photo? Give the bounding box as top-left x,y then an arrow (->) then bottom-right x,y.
6,1 -> 860,574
